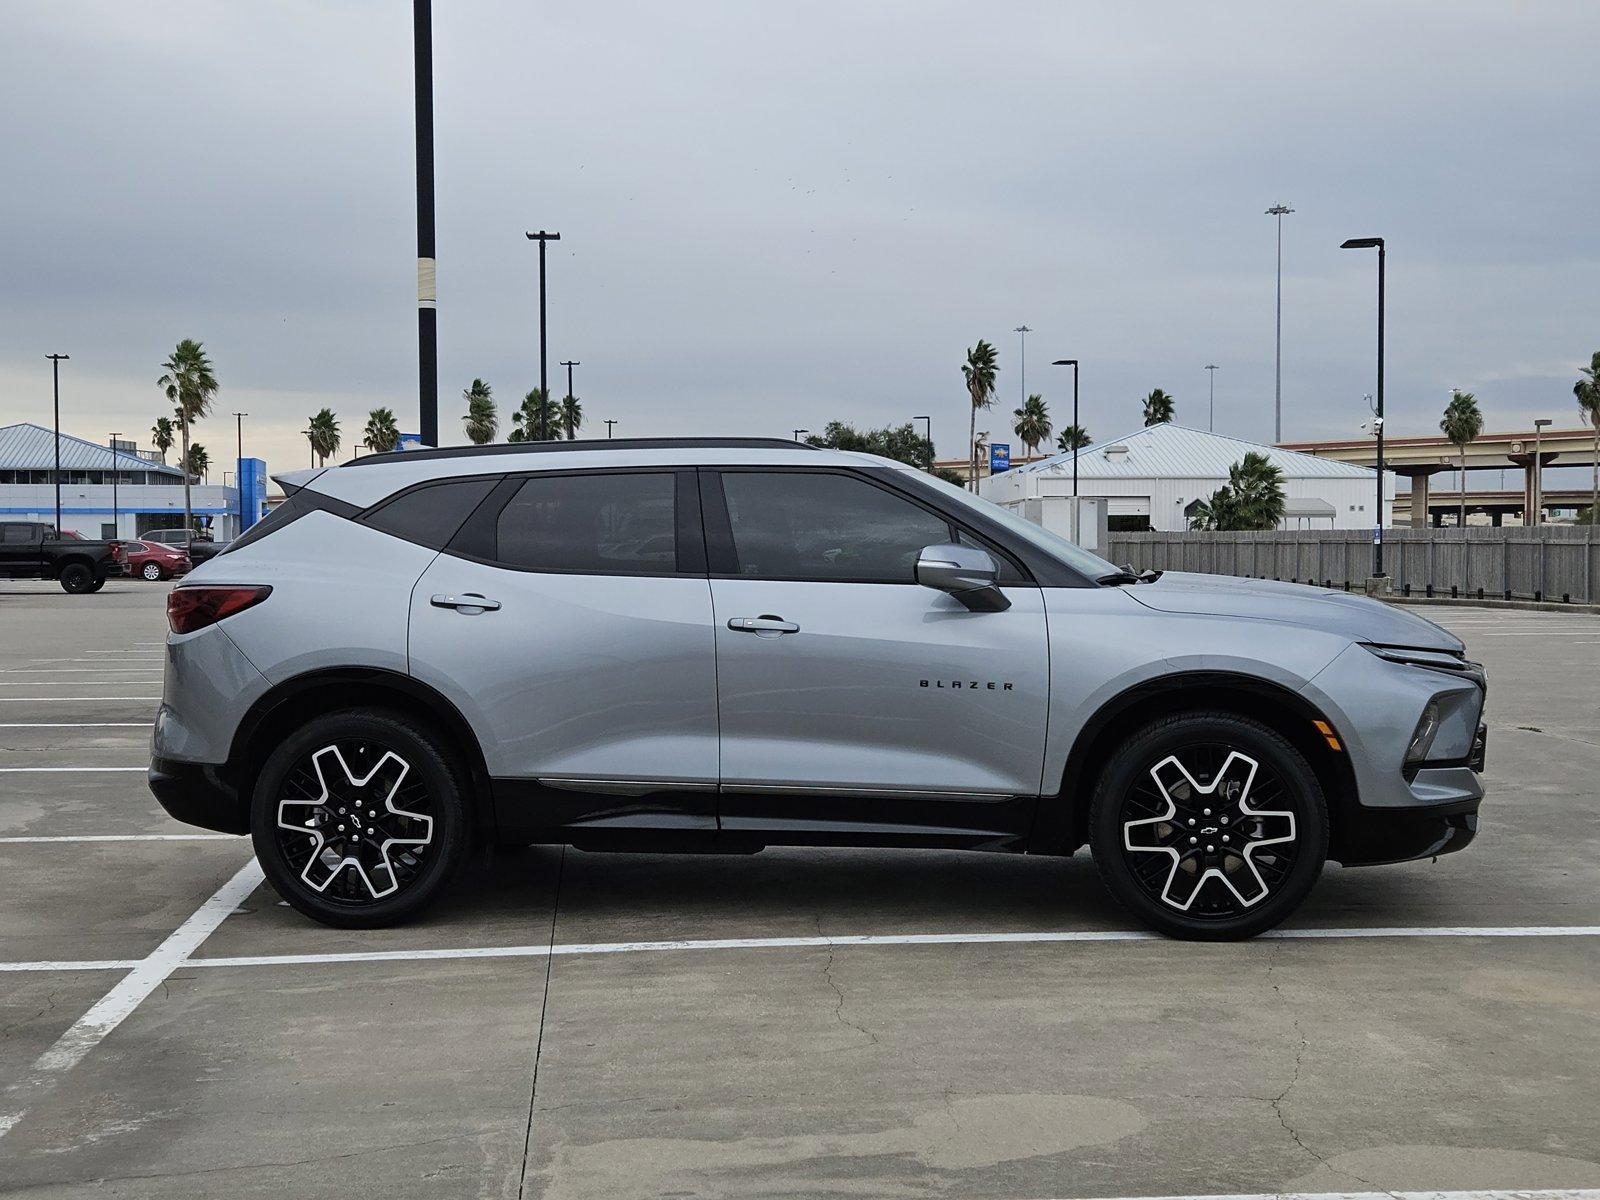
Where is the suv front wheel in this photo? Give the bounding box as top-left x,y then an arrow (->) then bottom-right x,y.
1089,713 -> 1329,940
251,710 -> 471,928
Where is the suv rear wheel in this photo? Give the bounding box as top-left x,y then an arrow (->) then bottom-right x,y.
250,710 -> 471,928
1088,713 -> 1329,940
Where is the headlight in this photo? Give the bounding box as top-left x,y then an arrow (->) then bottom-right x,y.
1361,643 -> 1486,693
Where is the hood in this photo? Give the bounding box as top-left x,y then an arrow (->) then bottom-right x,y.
1125,572 -> 1464,653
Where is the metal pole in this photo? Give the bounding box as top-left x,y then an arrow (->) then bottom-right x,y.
1014,325 -> 1031,403
793,429 -> 809,442
233,412 -> 247,535
914,415 -> 932,465
560,360 -> 579,439
1534,422 -> 1545,526
1205,364 -> 1218,432
108,433 -> 120,538
1375,242 -> 1386,577
414,0 -> 438,446
47,354 -> 68,533
604,419 -> 617,438
1266,204 -> 1293,443
525,232 -> 562,415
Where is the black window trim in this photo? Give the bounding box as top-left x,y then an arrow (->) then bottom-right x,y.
700,465 -> 1037,587
443,466 -> 708,579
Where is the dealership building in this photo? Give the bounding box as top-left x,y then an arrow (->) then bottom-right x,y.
980,423 -> 1392,532
0,422 -> 267,540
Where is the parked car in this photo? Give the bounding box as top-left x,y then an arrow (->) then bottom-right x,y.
141,525 -> 226,566
127,539 -> 191,581
150,438 -> 1487,939
0,520 -> 125,593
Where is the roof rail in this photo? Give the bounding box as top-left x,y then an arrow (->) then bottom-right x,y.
341,436 -> 816,468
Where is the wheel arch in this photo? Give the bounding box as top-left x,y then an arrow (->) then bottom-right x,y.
224,667 -> 495,837
52,554 -> 95,579
1031,671 -> 1359,860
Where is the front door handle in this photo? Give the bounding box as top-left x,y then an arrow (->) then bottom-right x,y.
728,615 -> 800,635
431,592 -> 501,613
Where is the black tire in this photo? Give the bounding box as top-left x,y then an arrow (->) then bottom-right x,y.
84,576 -> 106,593
1089,713 -> 1329,941
58,562 -> 94,594
250,710 -> 472,928
141,562 -> 165,582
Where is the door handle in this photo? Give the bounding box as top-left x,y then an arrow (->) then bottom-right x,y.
431,592 -> 501,613
728,615 -> 799,635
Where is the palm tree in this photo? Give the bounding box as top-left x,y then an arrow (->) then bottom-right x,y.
1012,394 -> 1051,458
508,388 -> 560,442
1056,424 -> 1092,452
1142,388 -> 1175,426
561,393 -> 584,440
1575,352 -> 1600,523
157,339 -> 218,538
462,379 -> 498,445
306,407 -> 341,466
962,341 -> 999,487
1439,389 -> 1483,528
183,443 -> 210,483
363,407 -> 401,454
150,417 -> 175,464
1189,452 -> 1286,530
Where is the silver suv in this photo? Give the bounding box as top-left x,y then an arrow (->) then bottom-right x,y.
149,438 -> 1487,939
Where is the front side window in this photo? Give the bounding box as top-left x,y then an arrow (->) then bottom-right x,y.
494,472 -> 677,574
720,471 -> 950,583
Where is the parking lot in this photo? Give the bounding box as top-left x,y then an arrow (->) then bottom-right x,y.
1,579 -> 1597,1199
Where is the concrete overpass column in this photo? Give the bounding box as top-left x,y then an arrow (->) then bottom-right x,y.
1394,465 -> 1447,529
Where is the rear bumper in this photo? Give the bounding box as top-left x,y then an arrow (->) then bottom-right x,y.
148,756 -> 248,835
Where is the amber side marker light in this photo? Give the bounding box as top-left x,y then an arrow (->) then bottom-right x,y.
1312,719 -> 1343,752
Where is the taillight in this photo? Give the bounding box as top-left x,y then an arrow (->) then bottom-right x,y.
167,585 -> 273,635
109,540 -> 124,561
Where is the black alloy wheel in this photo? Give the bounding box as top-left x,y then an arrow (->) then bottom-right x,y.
1089,714 -> 1328,940
251,711 -> 470,927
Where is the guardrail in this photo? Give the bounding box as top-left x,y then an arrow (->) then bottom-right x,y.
1105,527 -> 1600,604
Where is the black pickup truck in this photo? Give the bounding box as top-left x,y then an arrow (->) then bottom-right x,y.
0,521 -> 126,593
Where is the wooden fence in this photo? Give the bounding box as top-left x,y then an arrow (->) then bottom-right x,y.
1105,527 -> 1600,604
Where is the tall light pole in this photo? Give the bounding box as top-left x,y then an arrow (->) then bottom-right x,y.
1341,236 -> 1386,580
232,412 -> 248,535
1534,418 -> 1552,526
793,428 -> 809,443
108,433 -> 121,539
1266,204 -> 1294,443
560,360 -> 579,400
1014,325 -> 1032,403
46,354 -> 69,533
913,415 -> 932,466
1053,358 -> 1081,539
604,419 -> 618,439
525,231 -> 562,414
1204,363 -> 1219,432
414,0 -> 438,446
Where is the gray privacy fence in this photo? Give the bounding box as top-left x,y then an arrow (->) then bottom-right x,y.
1105,527 -> 1600,604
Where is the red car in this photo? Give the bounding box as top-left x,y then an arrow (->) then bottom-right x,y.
126,538 -> 191,582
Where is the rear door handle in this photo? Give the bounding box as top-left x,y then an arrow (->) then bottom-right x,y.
728,615 -> 799,635
431,592 -> 500,613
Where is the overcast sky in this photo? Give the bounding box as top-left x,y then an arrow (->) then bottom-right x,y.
3,1 -> 1597,482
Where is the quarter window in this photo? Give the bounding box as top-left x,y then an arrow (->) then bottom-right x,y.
494,473 -> 677,574
365,477 -> 498,550
720,471 -> 950,583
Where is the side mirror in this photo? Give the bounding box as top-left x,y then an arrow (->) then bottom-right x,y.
915,543 -> 1010,612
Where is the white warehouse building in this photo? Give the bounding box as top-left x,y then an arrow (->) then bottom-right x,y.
979,423 -> 1392,533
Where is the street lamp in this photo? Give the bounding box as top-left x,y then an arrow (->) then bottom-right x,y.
1204,363 -> 1219,432
1534,418 -> 1552,526
913,415 -> 932,467
108,433 -> 121,539
793,428 -> 809,443
232,412 -> 248,536
1014,325 -> 1031,403
414,0 -> 438,446
46,354 -> 69,534
604,419 -> 618,439
1266,204 -> 1294,443
525,231 -> 562,419
1340,236 -> 1386,582
1052,359 -> 1081,541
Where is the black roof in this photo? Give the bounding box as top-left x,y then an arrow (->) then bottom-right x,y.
342,436 -> 815,468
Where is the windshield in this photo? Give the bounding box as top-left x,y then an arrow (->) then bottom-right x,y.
917,471 -> 1122,581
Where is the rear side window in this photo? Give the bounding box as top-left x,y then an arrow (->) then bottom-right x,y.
364,477 -> 498,550
2,524 -> 33,544
494,473 -> 676,574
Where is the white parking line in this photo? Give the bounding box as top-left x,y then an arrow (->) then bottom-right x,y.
0,723 -> 149,728
0,857 -> 262,1139
0,697 -> 159,702
1048,1191 -> 1600,1200
0,767 -> 147,773
0,669 -> 163,674
0,834 -> 234,843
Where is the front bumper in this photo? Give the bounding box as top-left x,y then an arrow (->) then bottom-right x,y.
149,756 -> 248,835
